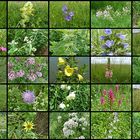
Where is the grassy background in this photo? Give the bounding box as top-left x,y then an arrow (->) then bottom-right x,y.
0,85 -> 6,111
0,58 -> 6,83
133,33 -> 140,55
8,1 -> 48,28
50,1 -> 90,28
0,2 -> 6,28
133,89 -> 140,111
91,1 -> 131,28
0,113 -> 6,139
91,64 -> 131,83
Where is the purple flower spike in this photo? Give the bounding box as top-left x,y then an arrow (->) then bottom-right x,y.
65,15 -> 72,21
105,40 -> 114,48
62,5 -> 68,14
69,11 -> 74,17
104,29 -> 112,35
22,90 -> 36,104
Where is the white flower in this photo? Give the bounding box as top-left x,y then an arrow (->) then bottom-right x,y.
24,36 -> 29,42
66,104 -> 69,107
59,102 -> 65,109
8,40 -> 18,46
66,85 -> 71,90
78,136 -> 85,139
69,113 -> 77,117
63,127 -> 74,138
82,127 -> 85,130
60,85 -> 67,90
64,119 -> 78,129
66,91 -> 76,100
108,135 -> 112,139
57,116 -> 62,123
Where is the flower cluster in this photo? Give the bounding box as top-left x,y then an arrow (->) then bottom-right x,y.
57,57 -> 85,83
8,57 -> 47,83
19,2 -> 34,27
0,46 -> 6,56
57,113 -> 88,139
62,5 -> 74,21
101,29 -> 129,55
59,85 -> 76,110
96,5 -> 130,21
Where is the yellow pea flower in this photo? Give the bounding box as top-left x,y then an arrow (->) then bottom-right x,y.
64,65 -> 74,77
58,57 -> 65,65
77,74 -> 84,81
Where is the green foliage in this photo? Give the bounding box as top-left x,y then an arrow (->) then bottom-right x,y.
0,58 -> 6,83
0,113 -> 6,139
0,2 -> 6,28
8,1 -> 48,28
50,1 -> 90,28
50,112 -> 90,139
50,29 -> 90,56
8,29 -> 48,55
133,2 -> 140,27
133,57 -> 140,82
0,85 -> 6,111
91,112 -> 131,139
133,32 -> 140,55
50,84 -> 90,111
91,1 -> 131,28
8,85 -> 48,111
133,89 -> 140,111
91,85 -> 131,111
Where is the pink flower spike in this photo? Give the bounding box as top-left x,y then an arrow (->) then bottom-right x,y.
100,96 -> 105,105
115,85 -> 119,92
108,89 -> 115,103
102,89 -> 107,96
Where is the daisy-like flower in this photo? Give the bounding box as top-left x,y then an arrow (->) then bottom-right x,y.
64,65 -> 74,77
23,121 -> 34,132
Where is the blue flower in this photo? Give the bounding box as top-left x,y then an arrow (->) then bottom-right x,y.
65,15 -> 72,21
105,40 -> 114,48
104,29 -> 112,35
116,33 -> 126,40
100,36 -> 105,40
69,11 -> 74,17
122,43 -> 129,48
62,5 -> 68,14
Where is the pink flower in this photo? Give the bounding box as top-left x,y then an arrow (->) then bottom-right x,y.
102,89 -> 107,96
105,70 -> 113,79
16,70 -> 25,78
27,73 -> 37,81
0,47 -> 6,52
108,89 -> 115,103
36,71 -> 42,77
26,57 -> 35,65
118,99 -> 122,107
100,96 -> 105,105
115,85 -> 119,92
8,71 -> 16,80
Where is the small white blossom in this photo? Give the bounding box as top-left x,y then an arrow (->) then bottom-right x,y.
66,91 -> 76,100
59,102 -> 65,109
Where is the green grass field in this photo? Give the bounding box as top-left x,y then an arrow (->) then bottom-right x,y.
0,113 -> 6,139
91,1 -> 131,28
0,58 -> 6,83
8,1 -> 48,28
0,85 -> 6,111
91,64 -> 131,83
133,89 -> 140,111
133,33 -> 140,55
0,2 -> 6,28
50,1 -> 90,28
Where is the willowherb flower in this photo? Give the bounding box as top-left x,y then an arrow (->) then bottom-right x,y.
8,71 -> 16,80
22,90 -> 36,104
16,70 -> 25,78
26,57 -> 35,65
104,29 -> 112,35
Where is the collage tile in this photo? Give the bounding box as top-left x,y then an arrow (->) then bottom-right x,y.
0,0 -> 140,139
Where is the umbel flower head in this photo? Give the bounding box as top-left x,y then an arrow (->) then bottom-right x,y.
23,121 -> 34,132
22,90 -> 36,104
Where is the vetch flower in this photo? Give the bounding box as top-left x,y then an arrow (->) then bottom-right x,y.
104,29 -> 112,35
58,57 -> 65,65
64,65 -> 74,77
77,74 -> 84,81
105,40 -> 114,48
59,102 -> 66,109
22,90 -> 36,104
23,121 -> 34,132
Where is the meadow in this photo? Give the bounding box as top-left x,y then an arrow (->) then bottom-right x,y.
0,85 -> 6,111
8,1 -> 48,28
91,84 -> 131,111
91,112 -> 131,139
133,31 -> 140,55
0,2 -> 6,28
0,113 -> 6,139
8,85 -> 48,111
49,84 -> 90,111
0,58 -> 6,83
0,29 -> 6,56
91,1 -> 131,28
8,112 -> 48,139
50,1 -> 90,28
50,29 -> 90,56
91,29 -> 131,56
133,87 -> 140,111
8,29 -> 48,56
50,112 -> 90,139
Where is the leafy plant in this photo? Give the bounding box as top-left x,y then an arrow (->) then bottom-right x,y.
0,113 -> 6,139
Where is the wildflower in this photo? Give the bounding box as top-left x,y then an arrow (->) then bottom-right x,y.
8,71 -> 16,80
78,136 -> 85,139
16,70 -> 25,78
23,121 -> 34,132
59,102 -> 66,109
122,43 -> 129,48
105,40 -> 114,48
62,5 -> 68,14
60,84 -> 67,90
116,33 -> 126,40
108,89 -> 115,103
65,15 -> 72,21
64,65 -> 74,77
77,74 -> 84,81
63,127 -> 74,138
57,116 -> 62,123
66,91 -> 76,100
58,57 -> 65,65
104,29 -> 112,35
27,73 -> 37,81
102,89 -> 107,96
8,40 -> 18,46
36,71 -> 42,78
115,85 -> 119,92
69,11 -> 74,17
22,90 -> 36,104
66,85 -> 71,90
100,36 -> 105,40
100,96 -> 105,105
118,99 -> 122,107
26,57 -> 35,65
0,47 -> 6,52
105,70 -> 113,78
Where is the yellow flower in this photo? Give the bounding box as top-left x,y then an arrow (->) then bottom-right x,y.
64,65 -> 74,77
58,57 -> 65,65
77,74 -> 84,81
23,121 -> 34,132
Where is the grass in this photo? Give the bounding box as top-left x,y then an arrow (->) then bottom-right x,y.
0,85 -> 6,111
91,64 -> 131,83
50,1 -> 90,28
133,33 -> 140,55
0,113 -> 6,139
91,1 -> 131,28
0,58 -> 6,83
133,89 -> 140,111
0,2 -> 6,28
8,1 -> 48,28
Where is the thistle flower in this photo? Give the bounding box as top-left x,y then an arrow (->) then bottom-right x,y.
22,90 -> 36,104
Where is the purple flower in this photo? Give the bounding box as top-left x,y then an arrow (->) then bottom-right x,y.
100,36 -> 105,40
116,33 -> 126,40
122,43 -> 129,48
104,29 -> 112,35
16,70 -> 25,78
36,71 -> 42,77
69,11 -> 74,17
62,5 -> 68,14
22,90 -> 35,104
26,57 -> 35,65
27,73 -> 37,81
0,47 -> 6,52
105,40 -> 114,48
65,15 -> 72,21
8,71 -> 16,80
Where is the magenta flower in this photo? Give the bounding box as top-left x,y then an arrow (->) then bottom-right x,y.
22,90 -> 35,104
115,85 -> 119,92
100,96 -> 105,105
108,89 -> 115,103
16,70 -> 25,78
27,73 -> 37,81
0,47 -> 6,52
8,71 -> 16,80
